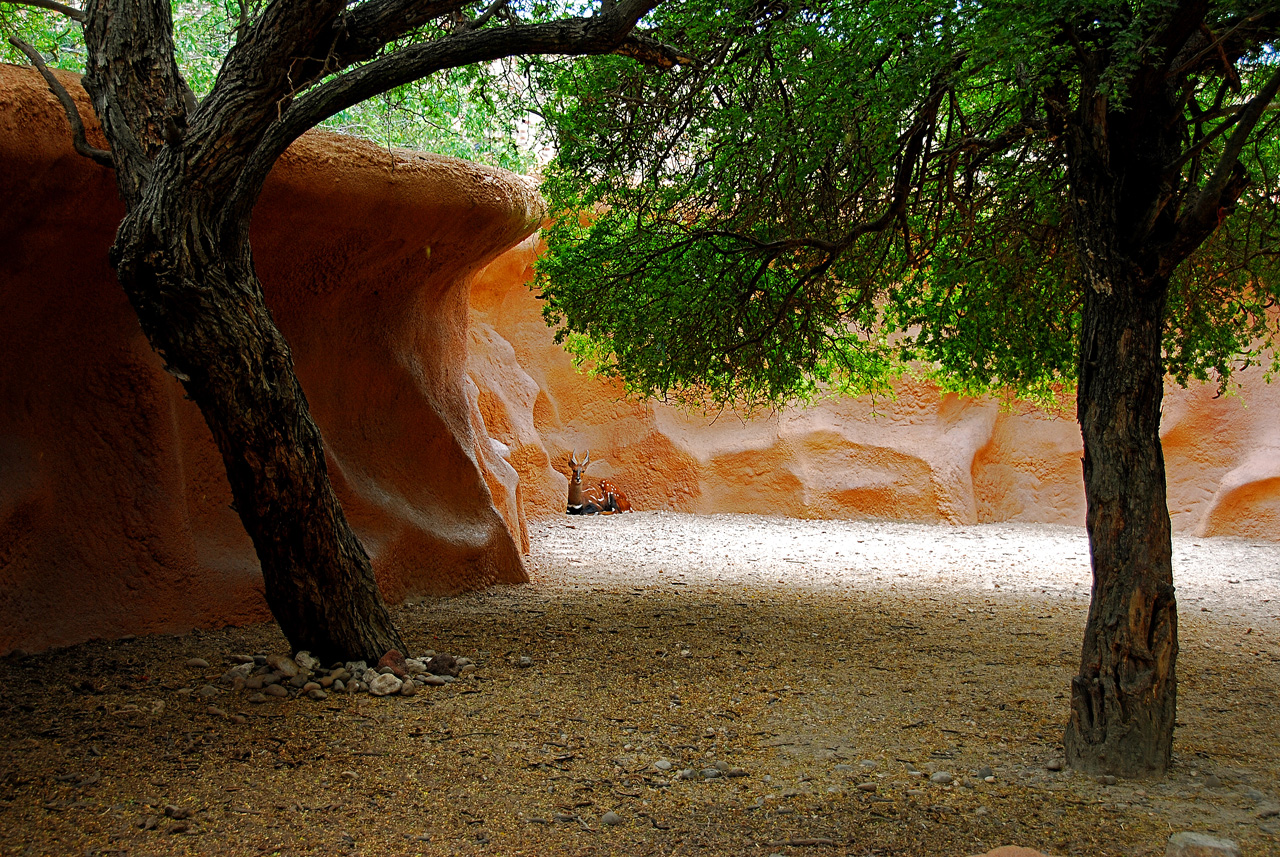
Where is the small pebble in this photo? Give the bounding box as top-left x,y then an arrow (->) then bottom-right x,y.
198,685 -> 220,698
368,673 -> 403,697
600,810 -> 622,826
1096,774 -> 1117,786
1166,831 -> 1241,857
306,688 -> 327,701
246,692 -> 267,704
856,782 -> 878,792
264,684 -> 288,698
1046,759 -> 1064,771
185,658 -> 210,669
654,760 -> 673,772
929,772 -> 954,785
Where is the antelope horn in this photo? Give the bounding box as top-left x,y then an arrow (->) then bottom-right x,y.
581,450 -> 590,467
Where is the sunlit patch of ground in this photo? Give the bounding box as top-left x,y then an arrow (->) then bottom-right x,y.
1,512 -> 1277,856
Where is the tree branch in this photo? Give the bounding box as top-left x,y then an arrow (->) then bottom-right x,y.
6,0 -> 85,21
227,0 -> 661,222
613,32 -> 694,68
8,35 -> 113,168
1174,61 -> 1280,259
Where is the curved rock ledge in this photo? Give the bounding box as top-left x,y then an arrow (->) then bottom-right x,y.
0,64 -> 535,654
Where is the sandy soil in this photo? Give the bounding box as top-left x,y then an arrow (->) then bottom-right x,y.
1,512 -> 1278,857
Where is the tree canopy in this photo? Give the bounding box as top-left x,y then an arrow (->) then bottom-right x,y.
535,0 -> 1280,409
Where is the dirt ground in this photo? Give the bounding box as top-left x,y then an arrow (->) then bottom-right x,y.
1,512 -> 1278,857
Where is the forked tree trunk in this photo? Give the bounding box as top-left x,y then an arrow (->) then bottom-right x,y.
1065,265 -> 1178,777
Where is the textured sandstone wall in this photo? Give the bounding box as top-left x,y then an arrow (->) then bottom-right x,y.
0,64 -> 535,655
468,240 -> 1280,539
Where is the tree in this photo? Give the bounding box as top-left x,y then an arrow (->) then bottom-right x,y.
1,0 -> 681,663
534,0 -> 1280,776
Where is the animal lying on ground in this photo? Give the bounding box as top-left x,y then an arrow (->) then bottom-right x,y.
566,451 -> 631,515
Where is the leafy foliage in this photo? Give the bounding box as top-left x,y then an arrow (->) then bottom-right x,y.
0,0 -> 531,168
535,0 -> 1280,408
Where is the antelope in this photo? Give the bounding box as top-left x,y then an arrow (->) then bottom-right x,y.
566,451 -> 631,515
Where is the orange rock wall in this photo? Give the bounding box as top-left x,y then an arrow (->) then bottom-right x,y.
469,240 -> 1280,540
0,65 -> 534,655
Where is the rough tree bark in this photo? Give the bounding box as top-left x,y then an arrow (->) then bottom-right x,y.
1056,12 -> 1280,773
54,0 -> 662,663
1067,272 -> 1179,776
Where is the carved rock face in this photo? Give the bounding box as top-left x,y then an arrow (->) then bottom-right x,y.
469,236 -> 1280,538
0,65 -> 534,655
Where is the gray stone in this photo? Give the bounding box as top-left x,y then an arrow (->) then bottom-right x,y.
228,654 -> 255,664
1165,832 -> 1241,857
185,658 -> 210,669
653,760 -> 673,772
266,655 -> 301,678
198,684 -> 220,698
246,692 -> 267,704
929,772 -> 954,785
368,673 -> 403,697
223,663 -> 253,682
856,782 -> 877,792
264,684 -> 288,698
332,680 -> 346,693
833,764 -> 856,773
302,681 -> 321,693
399,680 -> 418,697
1257,805 -> 1280,819
404,658 -> 428,675
306,688 -> 327,701
678,768 -> 697,780
515,656 -> 534,668
422,675 -> 447,687
713,760 -> 731,772
701,768 -> 722,779
288,674 -> 309,688
1046,758 -> 1064,771
976,766 -> 994,779
600,810 -> 622,826
294,651 -> 320,672
344,660 -> 367,676
859,759 -> 877,769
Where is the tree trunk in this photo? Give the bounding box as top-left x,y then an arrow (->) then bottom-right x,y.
110,197 -> 409,664
76,0 -> 409,664
1065,265 -> 1178,777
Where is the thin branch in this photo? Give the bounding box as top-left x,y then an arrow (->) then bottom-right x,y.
1176,62 -> 1280,256
6,0 -> 85,21
456,0 -> 507,32
7,35 -> 113,168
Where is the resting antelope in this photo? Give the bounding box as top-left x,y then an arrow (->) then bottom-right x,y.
566,451 -> 631,515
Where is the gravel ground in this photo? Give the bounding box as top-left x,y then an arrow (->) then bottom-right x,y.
1,512 -> 1278,857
